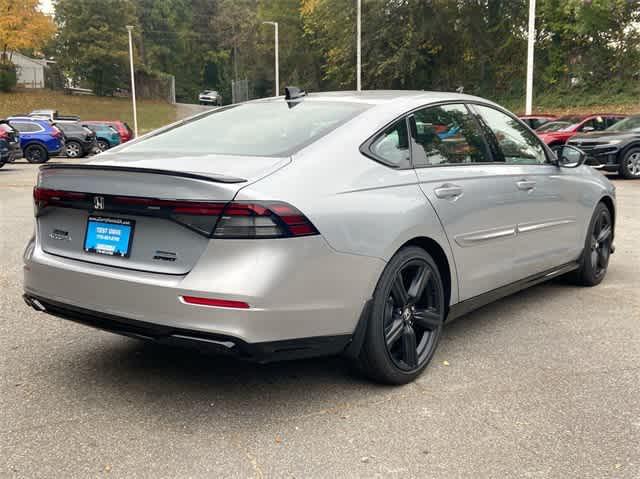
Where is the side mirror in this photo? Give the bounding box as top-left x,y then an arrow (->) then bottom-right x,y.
582,126 -> 595,133
552,145 -> 586,168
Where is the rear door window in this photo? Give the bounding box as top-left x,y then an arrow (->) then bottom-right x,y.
11,122 -> 42,133
409,104 -> 491,166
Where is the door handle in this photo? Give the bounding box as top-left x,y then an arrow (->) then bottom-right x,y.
516,180 -> 536,191
434,184 -> 463,199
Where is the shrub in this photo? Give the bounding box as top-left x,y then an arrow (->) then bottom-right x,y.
0,63 -> 17,92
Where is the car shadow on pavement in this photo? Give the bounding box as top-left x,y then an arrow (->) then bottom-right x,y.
46,279 -> 578,424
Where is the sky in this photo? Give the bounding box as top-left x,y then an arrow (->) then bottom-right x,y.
40,0 -> 54,15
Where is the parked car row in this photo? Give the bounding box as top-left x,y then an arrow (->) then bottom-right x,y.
518,112 -> 639,179
0,110 -> 134,167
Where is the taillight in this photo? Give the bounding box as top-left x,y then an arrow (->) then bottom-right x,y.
214,202 -> 318,238
32,188 -> 319,239
51,127 -> 62,138
34,187 -> 88,213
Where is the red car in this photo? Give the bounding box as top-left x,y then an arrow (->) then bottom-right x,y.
535,114 -> 626,146
518,114 -> 557,130
83,120 -> 134,143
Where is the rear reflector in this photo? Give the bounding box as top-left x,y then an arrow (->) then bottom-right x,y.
33,188 -> 319,239
180,295 -> 250,309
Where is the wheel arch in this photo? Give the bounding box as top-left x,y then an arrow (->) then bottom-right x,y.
618,142 -> 640,164
401,236 -> 453,316
22,140 -> 47,150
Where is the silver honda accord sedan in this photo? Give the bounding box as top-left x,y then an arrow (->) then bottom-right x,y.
23,89 -> 616,384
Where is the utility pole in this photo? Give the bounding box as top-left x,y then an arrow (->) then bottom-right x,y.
525,0 -> 536,115
356,0 -> 361,91
262,21 -> 279,96
126,25 -> 138,138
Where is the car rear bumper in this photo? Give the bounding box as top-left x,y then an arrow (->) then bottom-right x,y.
23,234 -> 384,345
23,294 -> 354,361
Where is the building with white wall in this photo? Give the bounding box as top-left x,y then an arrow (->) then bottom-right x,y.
10,52 -> 47,89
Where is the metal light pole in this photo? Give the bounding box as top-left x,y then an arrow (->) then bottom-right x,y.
126,25 -> 138,138
525,0 -> 536,115
262,21 -> 279,96
356,0 -> 361,91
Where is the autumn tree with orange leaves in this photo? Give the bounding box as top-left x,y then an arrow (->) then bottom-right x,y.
0,0 -> 55,64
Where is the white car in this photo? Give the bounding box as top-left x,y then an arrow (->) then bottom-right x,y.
198,90 -> 221,106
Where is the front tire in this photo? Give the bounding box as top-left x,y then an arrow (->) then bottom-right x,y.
356,246 -> 445,385
24,144 -> 49,164
619,148 -> 640,179
571,203 -> 613,286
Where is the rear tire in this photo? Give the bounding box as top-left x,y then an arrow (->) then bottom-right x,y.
65,141 -> 82,158
571,203 -> 612,286
619,148 -> 640,179
97,140 -> 110,152
355,246 -> 445,385
24,144 -> 49,164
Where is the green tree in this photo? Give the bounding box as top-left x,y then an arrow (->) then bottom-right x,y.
55,0 -> 137,95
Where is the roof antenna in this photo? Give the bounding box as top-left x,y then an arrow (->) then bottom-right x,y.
284,86 -> 306,100
456,86 -> 464,94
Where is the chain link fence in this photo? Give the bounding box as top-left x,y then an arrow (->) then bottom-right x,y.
231,79 -> 249,104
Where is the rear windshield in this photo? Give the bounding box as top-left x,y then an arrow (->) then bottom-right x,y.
123,100 -> 370,156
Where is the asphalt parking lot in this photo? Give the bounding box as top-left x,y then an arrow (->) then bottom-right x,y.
1,160 -> 638,478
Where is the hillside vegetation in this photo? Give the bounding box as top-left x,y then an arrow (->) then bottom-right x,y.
503,89 -> 640,117
0,90 -> 177,133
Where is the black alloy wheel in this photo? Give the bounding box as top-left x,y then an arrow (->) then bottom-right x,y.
356,246 -> 445,384
383,259 -> 442,371
572,203 -> 612,286
24,144 -> 48,164
589,207 -> 612,281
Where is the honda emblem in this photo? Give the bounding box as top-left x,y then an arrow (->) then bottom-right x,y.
94,196 -> 105,210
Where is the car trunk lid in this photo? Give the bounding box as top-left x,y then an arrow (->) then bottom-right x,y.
35,155 -> 289,274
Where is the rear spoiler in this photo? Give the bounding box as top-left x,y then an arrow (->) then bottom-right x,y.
39,164 -> 247,184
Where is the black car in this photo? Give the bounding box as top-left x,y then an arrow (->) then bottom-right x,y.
57,123 -> 98,158
0,120 -> 22,166
568,115 -> 640,179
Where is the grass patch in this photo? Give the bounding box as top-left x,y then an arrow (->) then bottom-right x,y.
0,89 -> 177,134
497,87 -> 640,116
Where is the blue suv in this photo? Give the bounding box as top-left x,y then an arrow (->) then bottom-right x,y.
7,117 -> 64,163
